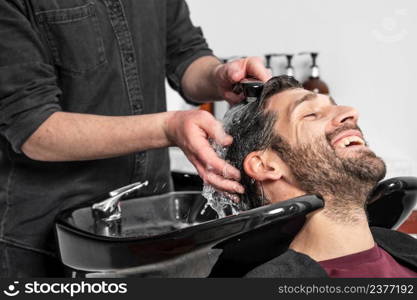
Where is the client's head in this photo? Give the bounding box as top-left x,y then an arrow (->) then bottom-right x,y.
226,75 -> 386,221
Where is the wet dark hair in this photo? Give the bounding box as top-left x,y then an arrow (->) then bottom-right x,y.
225,75 -> 302,209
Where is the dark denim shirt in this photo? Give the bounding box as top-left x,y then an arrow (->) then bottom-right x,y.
0,0 -> 213,254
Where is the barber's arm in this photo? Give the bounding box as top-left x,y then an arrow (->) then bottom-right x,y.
21,110 -> 244,193
0,1 -> 243,194
165,0 -> 270,105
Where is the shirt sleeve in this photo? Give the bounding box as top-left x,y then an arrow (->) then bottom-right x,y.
165,0 -> 215,103
0,0 -> 62,153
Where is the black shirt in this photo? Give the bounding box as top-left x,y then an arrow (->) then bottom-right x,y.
0,0 -> 213,254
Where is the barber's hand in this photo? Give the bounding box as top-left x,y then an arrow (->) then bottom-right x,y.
213,56 -> 272,105
165,110 -> 244,195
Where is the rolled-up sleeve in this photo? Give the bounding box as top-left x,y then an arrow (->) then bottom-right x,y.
165,0 -> 214,97
0,0 -> 62,153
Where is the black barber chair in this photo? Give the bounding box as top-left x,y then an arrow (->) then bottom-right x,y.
367,176 -> 416,230
54,175 -> 417,277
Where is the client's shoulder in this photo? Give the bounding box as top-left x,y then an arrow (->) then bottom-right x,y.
371,226 -> 416,243
371,226 -> 417,259
244,249 -> 327,278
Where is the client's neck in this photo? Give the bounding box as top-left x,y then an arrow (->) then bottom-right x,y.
289,194 -> 374,262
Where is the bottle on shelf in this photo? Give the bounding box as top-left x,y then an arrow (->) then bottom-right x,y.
299,52 -> 330,95
264,54 -> 275,76
275,54 -> 295,77
199,102 -> 214,114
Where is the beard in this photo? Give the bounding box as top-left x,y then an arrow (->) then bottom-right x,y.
270,124 -> 386,223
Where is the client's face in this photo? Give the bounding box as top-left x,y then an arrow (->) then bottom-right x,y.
263,88 -> 386,200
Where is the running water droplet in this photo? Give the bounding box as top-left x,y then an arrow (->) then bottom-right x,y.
201,103 -> 251,218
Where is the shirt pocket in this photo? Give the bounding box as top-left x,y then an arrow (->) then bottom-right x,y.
35,2 -> 106,75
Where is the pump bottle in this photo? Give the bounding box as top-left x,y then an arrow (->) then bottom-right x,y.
275,54 -> 295,77
300,52 -> 329,95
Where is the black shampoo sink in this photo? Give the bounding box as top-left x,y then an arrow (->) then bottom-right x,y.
55,192 -> 323,276
55,176 -> 417,277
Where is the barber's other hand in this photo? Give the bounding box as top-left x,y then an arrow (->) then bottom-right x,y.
164,110 -> 244,195
213,56 -> 272,105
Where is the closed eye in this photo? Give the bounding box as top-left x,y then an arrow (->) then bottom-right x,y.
303,113 -> 317,119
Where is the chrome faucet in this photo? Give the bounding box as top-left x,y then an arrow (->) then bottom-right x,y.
92,181 -> 149,222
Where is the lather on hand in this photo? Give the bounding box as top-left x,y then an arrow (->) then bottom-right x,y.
164,109 -> 243,194
169,56 -> 272,194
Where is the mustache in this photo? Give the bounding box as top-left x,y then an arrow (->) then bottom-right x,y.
325,123 -> 364,145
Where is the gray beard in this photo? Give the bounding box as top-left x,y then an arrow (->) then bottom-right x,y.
271,135 -> 387,223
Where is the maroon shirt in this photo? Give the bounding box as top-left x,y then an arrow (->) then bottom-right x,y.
319,244 -> 417,278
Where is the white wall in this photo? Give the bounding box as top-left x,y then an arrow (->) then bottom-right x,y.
169,0 -> 417,179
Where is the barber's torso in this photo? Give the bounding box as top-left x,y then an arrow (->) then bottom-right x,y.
0,0 -> 206,254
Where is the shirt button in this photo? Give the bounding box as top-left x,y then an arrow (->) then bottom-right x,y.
132,103 -> 142,111
110,4 -> 118,13
125,54 -> 134,64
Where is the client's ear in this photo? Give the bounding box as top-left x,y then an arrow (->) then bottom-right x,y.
243,150 -> 283,182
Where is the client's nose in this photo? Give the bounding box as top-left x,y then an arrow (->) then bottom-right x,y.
331,106 -> 359,127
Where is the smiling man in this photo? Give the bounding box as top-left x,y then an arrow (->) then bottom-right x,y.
224,75 -> 417,277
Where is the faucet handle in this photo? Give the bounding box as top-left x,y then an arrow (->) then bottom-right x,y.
109,180 -> 149,197
92,181 -> 149,222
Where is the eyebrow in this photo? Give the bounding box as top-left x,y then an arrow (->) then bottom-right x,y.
290,93 -> 336,114
290,93 -> 317,114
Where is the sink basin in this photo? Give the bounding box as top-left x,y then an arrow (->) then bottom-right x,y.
55,176 -> 417,277
55,192 -> 323,276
